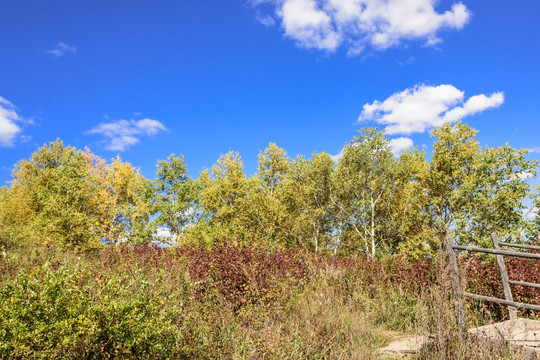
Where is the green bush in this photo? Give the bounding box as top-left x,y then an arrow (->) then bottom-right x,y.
0,245 -> 527,359
0,261 -> 194,359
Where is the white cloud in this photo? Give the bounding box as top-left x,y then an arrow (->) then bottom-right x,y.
253,0 -> 471,54
330,149 -> 343,162
46,42 -> 77,57
516,172 -> 534,180
358,84 -> 504,135
0,96 -> 22,146
442,92 -> 505,123
523,207 -> 538,220
279,0 -> 342,51
389,137 -> 413,156
87,118 -> 167,151
257,14 -> 276,27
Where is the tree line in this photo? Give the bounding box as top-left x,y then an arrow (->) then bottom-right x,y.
1,121 -> 539,258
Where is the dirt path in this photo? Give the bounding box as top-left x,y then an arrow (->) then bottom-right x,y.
377,334 -> 429,358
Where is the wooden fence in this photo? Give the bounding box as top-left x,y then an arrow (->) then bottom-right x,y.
445,232 -> 540,329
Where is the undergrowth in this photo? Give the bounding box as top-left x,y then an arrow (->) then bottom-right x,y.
0,243 -> 535,359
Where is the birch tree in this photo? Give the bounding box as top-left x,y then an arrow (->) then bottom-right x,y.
282,152 -> 335,252
332,128 -> 395,257
153,154 -> 199,245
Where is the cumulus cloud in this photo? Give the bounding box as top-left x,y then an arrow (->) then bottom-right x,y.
279,0 -> 342,51
253,0 -> 471,54
330,149 -> 343,162
358,84 -> 504,135
389,137 -> 413,156
46,42 -> 77,57
0,96 -> 22,146
87,118 -> 167,151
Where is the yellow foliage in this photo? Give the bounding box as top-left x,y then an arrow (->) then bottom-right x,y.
0,140 -> 151,251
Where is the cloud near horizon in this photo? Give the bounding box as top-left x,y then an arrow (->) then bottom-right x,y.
252,0 -> 470,55
355,84 -> 504,158
46,42 -> 77,57
0,96 -> 23,147
331,84 -> 503,161
389,137 -> 413,156
87,118 -> 167,151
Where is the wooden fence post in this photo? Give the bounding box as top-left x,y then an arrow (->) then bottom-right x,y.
444,232 -> 466,331
491,232 -> 518,320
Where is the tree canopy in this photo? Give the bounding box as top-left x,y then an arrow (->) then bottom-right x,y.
1,122 -> 538,257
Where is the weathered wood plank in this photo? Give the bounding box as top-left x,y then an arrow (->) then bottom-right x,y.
445,232 -> 466,331
509,280 -> 540,289
462,292 -> 540,312
452,245 -> 540,259
498,241 -> 540,251
492,233 -> 517,320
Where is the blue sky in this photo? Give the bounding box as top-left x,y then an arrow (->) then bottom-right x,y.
1,0 -> 540,184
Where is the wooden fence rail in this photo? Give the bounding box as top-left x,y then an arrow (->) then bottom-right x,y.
462,292 -> 540,312
452,245 -> 540,260
499,242 -> 540,251
509,280 -> 540,289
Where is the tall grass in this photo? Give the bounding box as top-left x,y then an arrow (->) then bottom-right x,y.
0,243 -> 533,359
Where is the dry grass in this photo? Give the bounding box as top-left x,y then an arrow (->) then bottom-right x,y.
0,244 -> 531,359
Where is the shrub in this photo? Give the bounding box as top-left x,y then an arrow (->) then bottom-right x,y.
2,244 -> 532,359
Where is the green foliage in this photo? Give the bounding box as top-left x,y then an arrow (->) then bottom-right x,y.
257,142 -> 291,195
390,148 -> 437,258
1,120 -> 538,256
0,140 -> 101,250
332,128 -> 396,257
282,152 -> 335,252
0,260 -> 190,358
198,151 -> 252,243
152,154 -> 199,245
426,122 -> 537,247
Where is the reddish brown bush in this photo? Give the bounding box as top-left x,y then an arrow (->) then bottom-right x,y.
174,243 -> 310,309
95,242 -> 440,312
98,242 -> 310,310
461,255 -> 540,319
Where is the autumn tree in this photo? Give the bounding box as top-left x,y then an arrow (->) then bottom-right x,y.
83,151 -> 153,245
257,143 -> 290,196
0,140 -> 101,249
195,145 -> 296,248
0,140 -> 153,251
242,143 -> 294,247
